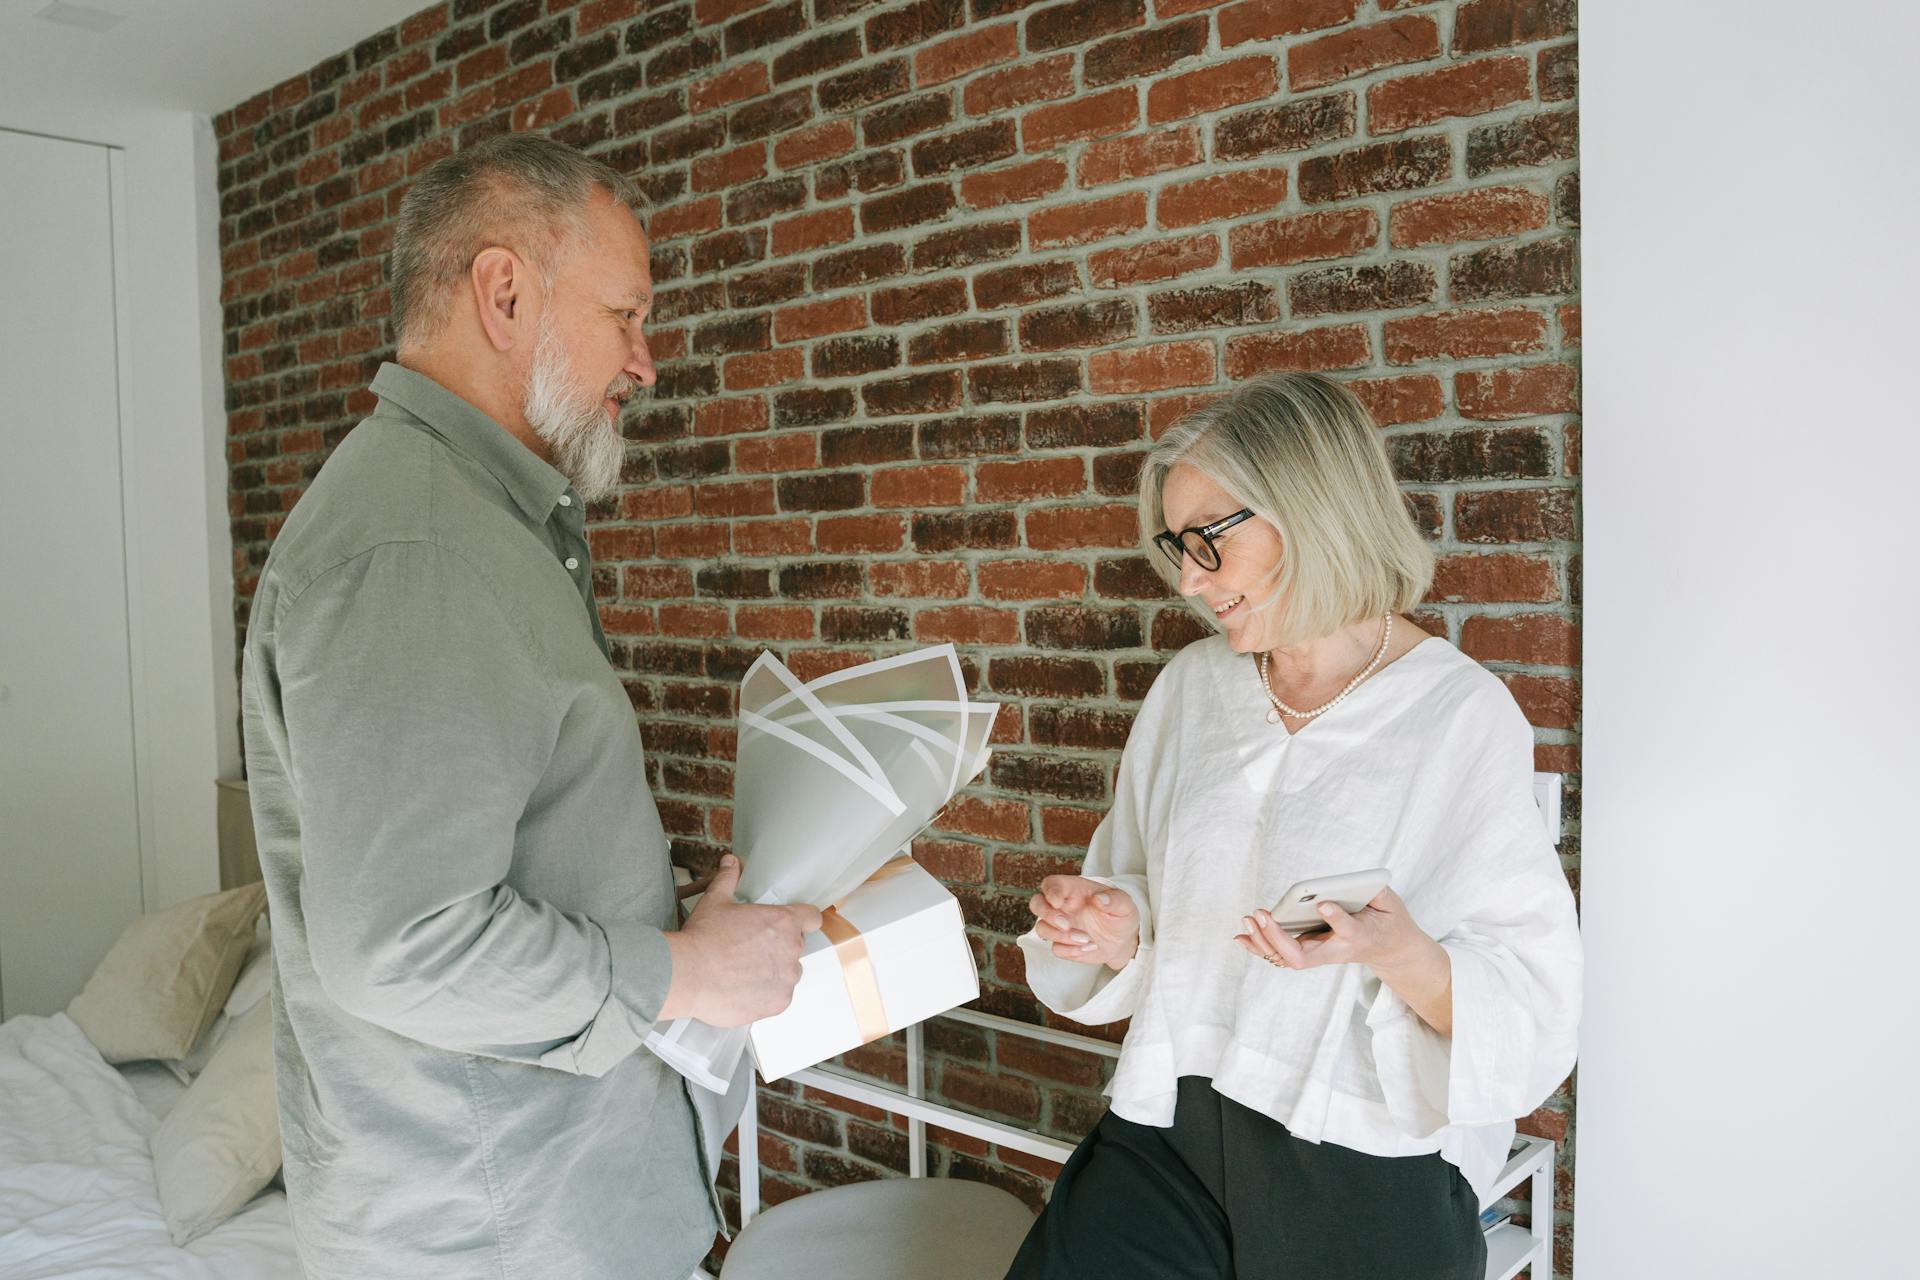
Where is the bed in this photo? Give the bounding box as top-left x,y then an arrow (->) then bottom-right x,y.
0,778 -> 303,1278
0,1012 -> 301,1278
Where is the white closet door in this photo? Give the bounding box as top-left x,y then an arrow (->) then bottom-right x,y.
0,129 -> 145,1018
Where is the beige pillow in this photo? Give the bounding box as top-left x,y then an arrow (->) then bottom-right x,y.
151,1000 -> 282,1245
161,918 -> 275,1085
67,882 -> 266,1063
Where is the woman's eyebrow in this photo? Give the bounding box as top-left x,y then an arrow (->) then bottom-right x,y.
1176,508 -> 1235,528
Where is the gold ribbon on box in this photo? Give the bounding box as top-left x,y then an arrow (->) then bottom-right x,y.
818,854 -> 918,1048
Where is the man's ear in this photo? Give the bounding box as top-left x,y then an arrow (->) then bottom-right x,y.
471,247 -> 529,353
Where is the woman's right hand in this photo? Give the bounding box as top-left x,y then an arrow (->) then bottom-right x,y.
1029,875 -> 1140,971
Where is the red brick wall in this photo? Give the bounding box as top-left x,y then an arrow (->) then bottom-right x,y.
215,0 -> 1580,1268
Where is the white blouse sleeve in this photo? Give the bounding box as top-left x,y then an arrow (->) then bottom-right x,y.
1016,702 -> 1159,1027
1365,699 -> 1584,1137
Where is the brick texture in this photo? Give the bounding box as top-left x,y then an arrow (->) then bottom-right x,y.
214,0 -> 1580,1270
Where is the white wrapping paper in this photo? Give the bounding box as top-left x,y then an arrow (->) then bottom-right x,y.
646,645 -> 996,1093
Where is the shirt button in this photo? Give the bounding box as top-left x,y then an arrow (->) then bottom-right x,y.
564,557 -> 580,571
558,494 -> 572,507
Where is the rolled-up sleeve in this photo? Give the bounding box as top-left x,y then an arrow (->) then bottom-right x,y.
1366,710 -> 1583,1136
277,540 -> 669,1074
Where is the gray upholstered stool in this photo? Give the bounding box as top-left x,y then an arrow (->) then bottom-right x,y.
718,1177 -> 1036,1280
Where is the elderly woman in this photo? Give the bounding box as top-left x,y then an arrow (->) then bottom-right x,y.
1007,373 -> 1582,1280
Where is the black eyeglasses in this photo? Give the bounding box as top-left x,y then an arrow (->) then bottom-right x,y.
1153,508 -> 1254,572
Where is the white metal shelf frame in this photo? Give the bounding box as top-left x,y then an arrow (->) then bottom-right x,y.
735,1005 -> 1556,1278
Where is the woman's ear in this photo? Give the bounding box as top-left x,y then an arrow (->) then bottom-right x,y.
471,247 -> 528,353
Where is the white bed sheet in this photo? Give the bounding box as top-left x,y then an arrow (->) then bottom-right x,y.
0,1011 -> 302,1279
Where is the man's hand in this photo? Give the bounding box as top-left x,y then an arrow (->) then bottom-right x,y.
1028,875 -> 1141,971
660,856 -> 822,1026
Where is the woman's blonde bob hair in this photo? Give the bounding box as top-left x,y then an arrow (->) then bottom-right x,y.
1140,372 -> 1435,649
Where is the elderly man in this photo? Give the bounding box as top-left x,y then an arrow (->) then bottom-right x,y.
240,134 -> 818,1279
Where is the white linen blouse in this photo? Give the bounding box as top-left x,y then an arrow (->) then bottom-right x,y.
1018,634 -> 1583,1205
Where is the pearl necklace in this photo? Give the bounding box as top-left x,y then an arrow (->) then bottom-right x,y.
1257,614 -> 1393,724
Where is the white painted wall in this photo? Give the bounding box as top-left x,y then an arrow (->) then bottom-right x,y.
1579,3 -> 1920,1274
0,129 -> 148,1016
0,100 -> 235,909
0,4 -> 431,913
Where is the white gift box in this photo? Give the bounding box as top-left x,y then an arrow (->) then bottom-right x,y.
646,646 -> 997,1095
749,857 -> 979,1083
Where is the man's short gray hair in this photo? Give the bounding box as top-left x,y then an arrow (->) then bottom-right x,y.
389,133 -> 644,353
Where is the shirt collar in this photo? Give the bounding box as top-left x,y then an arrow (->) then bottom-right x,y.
369,362 -> 572,524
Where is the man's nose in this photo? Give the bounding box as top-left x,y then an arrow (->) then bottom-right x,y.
626,333 -> 657,387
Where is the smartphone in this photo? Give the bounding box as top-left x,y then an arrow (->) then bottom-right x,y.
1268,868 -> 1391,936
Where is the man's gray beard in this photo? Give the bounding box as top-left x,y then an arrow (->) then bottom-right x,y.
523,319 -> 630,503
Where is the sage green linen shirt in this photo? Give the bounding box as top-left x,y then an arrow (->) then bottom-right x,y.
240,363 -> 721,1279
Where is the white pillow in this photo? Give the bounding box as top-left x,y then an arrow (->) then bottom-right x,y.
223,917 -> 274,1019
67,883 -> 266,1064
150,1001 -> 281,1245
162,1013 -> 228,1086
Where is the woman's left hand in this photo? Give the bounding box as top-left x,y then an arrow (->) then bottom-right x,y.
1234,886 -> 1433,975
